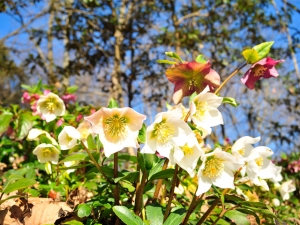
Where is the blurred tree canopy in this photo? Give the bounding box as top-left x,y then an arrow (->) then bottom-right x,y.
0,0 -> 300,154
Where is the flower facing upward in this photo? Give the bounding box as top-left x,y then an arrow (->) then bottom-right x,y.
166,61 -> 220,104
241,57 -> 284,90
58,126 -> 81,150
33,143 -> 60,164
85,107 -> 146,157
141,108 -> 195,159
37,92 -> 66,122
190,86 -> 223,136
196,148 -> 241,196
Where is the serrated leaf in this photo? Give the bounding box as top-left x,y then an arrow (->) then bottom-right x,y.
107,99 -> 119,108
67,85 -> 78,94
138,123 -> 147,144
77,203 -> 92,218
195,54 -> 207,63
0,111 -> 13,136
149,169 -> 175,182
146,203 -> 163,225
163,208 -> 186,225
156,60 -> 177,65
16,112 -> 33,140
3,178 -> 36,194
165,52 -> 183,62
242,49 -> 259,64
222,97 -> 239,107
224,210 -> 250,225
253,41 -> 274,61
113,206 -> 144,225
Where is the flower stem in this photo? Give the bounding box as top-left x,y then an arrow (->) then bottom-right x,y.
163,164 -> 179,221
151,158 -> 169,202
214,62 -> 248,95
182,193 -> 205,225
113,153 -> 120,205
196,188 -> 229,225
134,170 -> 148,216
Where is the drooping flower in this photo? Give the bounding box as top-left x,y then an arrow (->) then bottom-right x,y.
77,120 -> 93,147
166,61 -> 220,104
241,57 -> 284,90
27,128 -> 58,145
141,108 -> 194,159
36,92 -> 66,122
190,86 -> 223,136
269,166 -> 283,187
33,143 -> 60,164
278,180 -> 296,200
85,107 -> 146,157
196,148 -> 242,196
58,126 -> 81,150
172,134 -> 203,177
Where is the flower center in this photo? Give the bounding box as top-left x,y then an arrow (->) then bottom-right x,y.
202,157 -> 224,178
151,119 -> 175,144
66,134 -> 73,142
188,77 -> 198,90
253,65 -> 267,77
238,148 -> 245,156
181,144 -> 194,156
194,101 -> 208,121
255,157 -> 263,167
45,98 -> 57,112
104,115 -> 128,139
43,148 -> 54,157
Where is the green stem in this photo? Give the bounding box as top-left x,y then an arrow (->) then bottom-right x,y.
134,170 -> 148,216
214,62 -> 248,95
81,141 -> 112,183
113,153 -> 120,205
182,193 -> 204,225
163,164 -> 179,221
152,158 -> 169,202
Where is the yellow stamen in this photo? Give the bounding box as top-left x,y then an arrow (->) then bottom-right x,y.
194,101 -> 208,121
104,115 -> 128,139
188,77 -> 198,90
238,148 -> 245,156
45,97 -> 58,112
151,119 -> 174,144
43,148 -> 54,157
253,65 -> 267,77
202,157 -> 224,178
181,144 -> 194,156
255,157 -> 263,167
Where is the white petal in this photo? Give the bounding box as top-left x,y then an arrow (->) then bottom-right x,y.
196,174 -> 212,196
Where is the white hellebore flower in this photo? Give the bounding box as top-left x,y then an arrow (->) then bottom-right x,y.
85,107 -> 146,157
270,166 -> 283,187
141,108 -> 194,158
58,126 -> 81,150
279,180 -> 296,200
77,120 -> 93,147
173,134 -> 203,177
37,92 -> 66,122
196,148 -> 241,196
272,198 -> 280,207
27,128 -> 58,145
190,86 -> 223,137
33,143 -> 60,164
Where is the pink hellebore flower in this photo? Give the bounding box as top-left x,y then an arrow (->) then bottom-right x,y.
241,57 -> 284,90
62,94 -> 77,104
22,92 -> 31,104
85,107 -> 146,157
166,61 -> 220,104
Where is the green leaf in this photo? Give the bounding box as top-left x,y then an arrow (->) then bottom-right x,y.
165,102 -> 172,110
149,169 -> 175,182
67,86 -> 79,94
63,220 -> 84,225
143,154 -> 158,171
242,49 -> 259,64
138,123 -> 147,144
60,153 -> 88,163
224,210 -> 250,225
137,152 -> 145,172
222,97 -> 239,107
148,159 -> 164,180
236,208 -> 260,225
156,60 -> 177,65
163,208 -> 186,225
224,194 -> 245,203
209,216 -> 230,225
3,178 -> 36,194
108,99 -> 119,108
16,112 -> 33,140
77,203 -> 92,218
146,203 -> 164,225
21,84 -> 33,91
114,171 -> 139,183
87,134 -> 97,150
189,91 -> 197,103
195,54 -> 207,63
113,206 -> 144,225
165,52 -> 183,62
0,111 -> 13,136
253,41 -> 274,61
